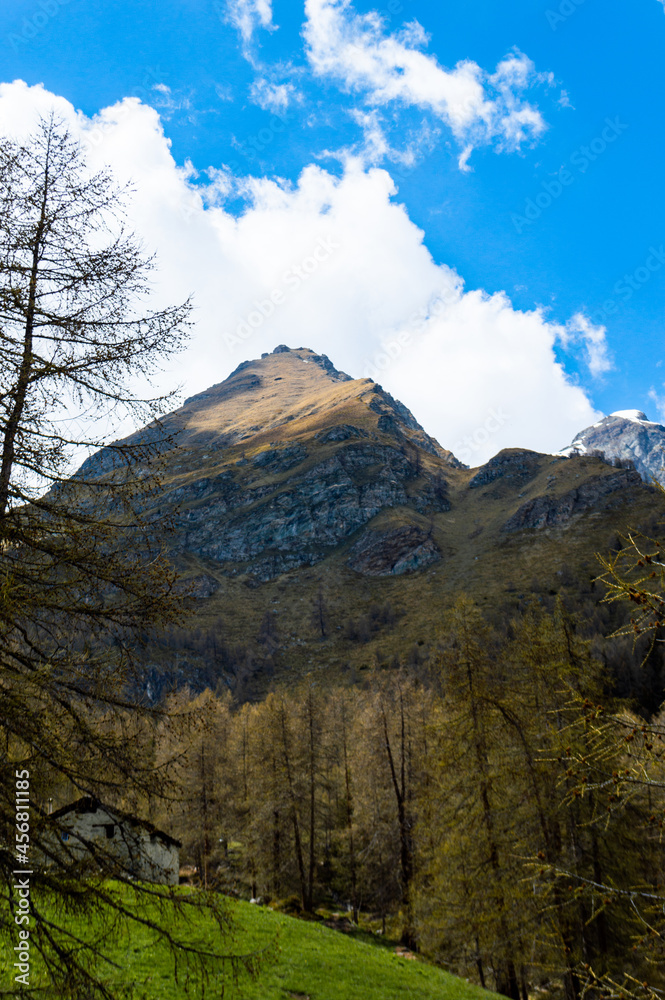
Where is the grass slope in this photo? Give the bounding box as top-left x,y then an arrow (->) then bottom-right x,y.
114,898 -> 500,999
226,903 -> 498,1000
1,892 -> 498,1000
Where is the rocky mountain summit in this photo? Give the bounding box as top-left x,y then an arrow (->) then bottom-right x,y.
88,346 -> 460,584
562,410 -> 665,486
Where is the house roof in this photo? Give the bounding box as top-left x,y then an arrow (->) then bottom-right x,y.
50,796 -> 182,849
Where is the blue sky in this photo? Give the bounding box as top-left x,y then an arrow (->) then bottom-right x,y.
1,0 -> 664,462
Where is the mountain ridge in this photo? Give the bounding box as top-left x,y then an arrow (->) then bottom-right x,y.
70,347 -> 665,699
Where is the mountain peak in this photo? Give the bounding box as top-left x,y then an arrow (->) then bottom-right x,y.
174,347 -> 457,463
110,345 -> 459,584
562,408 -> 665,486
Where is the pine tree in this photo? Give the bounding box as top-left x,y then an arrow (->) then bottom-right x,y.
0,117 -> 258,996
420,598 -> 527,998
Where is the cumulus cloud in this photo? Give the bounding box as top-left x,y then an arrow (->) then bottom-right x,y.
387,291 -> 601,464
0,81 -> 601,465
558,312 -> 613,379
303,0 -> 547,164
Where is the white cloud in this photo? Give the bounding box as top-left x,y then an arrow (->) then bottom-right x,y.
558,312 -> 613,379
0,81 -> 601,465
225,0 -> 275,56
215,82 -> 234,102
151,83 -> 193,119
388,291 -> 600,464
320,108 -> 428,170
303,0 -> 547,164
249,77 -> 297,113
648,387 -> 665,423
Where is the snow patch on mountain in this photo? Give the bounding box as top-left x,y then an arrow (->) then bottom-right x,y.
610,409 -> 649,422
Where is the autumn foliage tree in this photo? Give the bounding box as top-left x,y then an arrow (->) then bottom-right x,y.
0,116 -> 261,997
539,498 -> 665,1000
147,592 -> 665,1000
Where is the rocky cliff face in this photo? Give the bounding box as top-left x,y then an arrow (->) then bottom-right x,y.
502,468 -> 644,533
181,439 -> 449,582
562,410 -> 665,486
347,525 -> 440,576
468,449 -> 541,490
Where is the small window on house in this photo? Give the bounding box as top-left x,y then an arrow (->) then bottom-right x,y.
105,824 -> 115,839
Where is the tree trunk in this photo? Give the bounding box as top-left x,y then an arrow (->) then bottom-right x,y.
200,742 -> 209,890
306,688 -> 317,913
0,161 -> 49,515
380,692 -> 415,949
341,699 -> 358,923
278,702 -> 308,911
465,658 -> 519,998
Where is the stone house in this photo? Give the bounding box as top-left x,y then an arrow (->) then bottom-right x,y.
50,797 -> 181,885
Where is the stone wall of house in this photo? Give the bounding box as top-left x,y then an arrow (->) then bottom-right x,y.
133,829 -> 179,885
56,804 -> 179,885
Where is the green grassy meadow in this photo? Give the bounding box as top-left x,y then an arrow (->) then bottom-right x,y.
1,890 -> 499,1000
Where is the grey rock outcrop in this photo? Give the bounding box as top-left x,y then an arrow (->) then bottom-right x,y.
316,425 -> 368,443
181,443 -> 438,582
367,385 -> 456,461
502,469 -> 643,533
469,449 -> 542,490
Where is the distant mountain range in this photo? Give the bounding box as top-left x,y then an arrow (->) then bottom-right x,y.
561,410 -> 665,487
75,346 -> 665,699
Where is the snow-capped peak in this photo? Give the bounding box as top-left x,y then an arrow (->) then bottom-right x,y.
610,409 -> 649,423
559,408 -> 665,486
